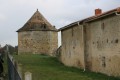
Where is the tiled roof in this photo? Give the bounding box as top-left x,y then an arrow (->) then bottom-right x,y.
59,7 -> 120,31
17,9 -> 57,32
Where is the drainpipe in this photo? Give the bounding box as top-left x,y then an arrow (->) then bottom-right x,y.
77,22 -> 86,72
115,11 -> 120,15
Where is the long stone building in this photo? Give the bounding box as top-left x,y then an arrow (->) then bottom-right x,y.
17,9 -> 58,55
59,7 -> 120,77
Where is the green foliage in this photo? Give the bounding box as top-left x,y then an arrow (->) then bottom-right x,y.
3,45 -> 18,55
14,54 -> 120,80
3,55 -> 8,79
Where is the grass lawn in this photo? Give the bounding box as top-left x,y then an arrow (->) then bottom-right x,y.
14,54 -> 120,80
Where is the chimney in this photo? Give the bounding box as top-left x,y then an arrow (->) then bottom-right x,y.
95,9 -> 102,16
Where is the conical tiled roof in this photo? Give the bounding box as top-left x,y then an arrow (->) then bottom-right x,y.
17,9 -> 57,32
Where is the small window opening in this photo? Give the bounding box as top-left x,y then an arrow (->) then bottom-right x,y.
42,24 -> 46,29
115,39 -> 118,43
107,39 -> 108,43
43,26 -> 46,29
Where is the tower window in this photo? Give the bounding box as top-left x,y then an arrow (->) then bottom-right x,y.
42,24 -> 46,29
43,26 -> 46,29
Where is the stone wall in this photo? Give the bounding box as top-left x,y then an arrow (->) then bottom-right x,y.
84,14 -> 120,76
49,31 -> 58,56
18,31 -> 58,55
61,25 -> 85,69
60,14 -> 120,77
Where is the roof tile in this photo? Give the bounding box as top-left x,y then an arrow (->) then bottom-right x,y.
17,10 -> 57,32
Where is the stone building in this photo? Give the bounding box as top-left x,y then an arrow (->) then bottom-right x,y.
59,23 -> 85,69
17,9 -> 58,56
59,7 -> 120,76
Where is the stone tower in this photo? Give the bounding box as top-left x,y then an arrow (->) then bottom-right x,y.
17,9 -> 58,56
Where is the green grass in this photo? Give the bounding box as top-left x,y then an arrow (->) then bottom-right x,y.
14,54 -> 120,80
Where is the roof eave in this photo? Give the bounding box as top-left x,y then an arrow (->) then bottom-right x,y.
85,12 -> 115,23
17,29 -> 58,32
59,8 -> 117,31
58,21 -> 81,31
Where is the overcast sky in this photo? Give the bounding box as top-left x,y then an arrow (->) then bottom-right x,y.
0,0 -> 120,47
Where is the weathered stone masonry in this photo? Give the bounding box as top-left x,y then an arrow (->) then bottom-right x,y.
59,7 -> 120,77
16,7 -> 120,77
60,25 -> 85,69
17,10 -> 58,56
85,14 -> 120,76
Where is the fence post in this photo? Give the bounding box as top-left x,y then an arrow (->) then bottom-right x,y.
25,71 -> 32,80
